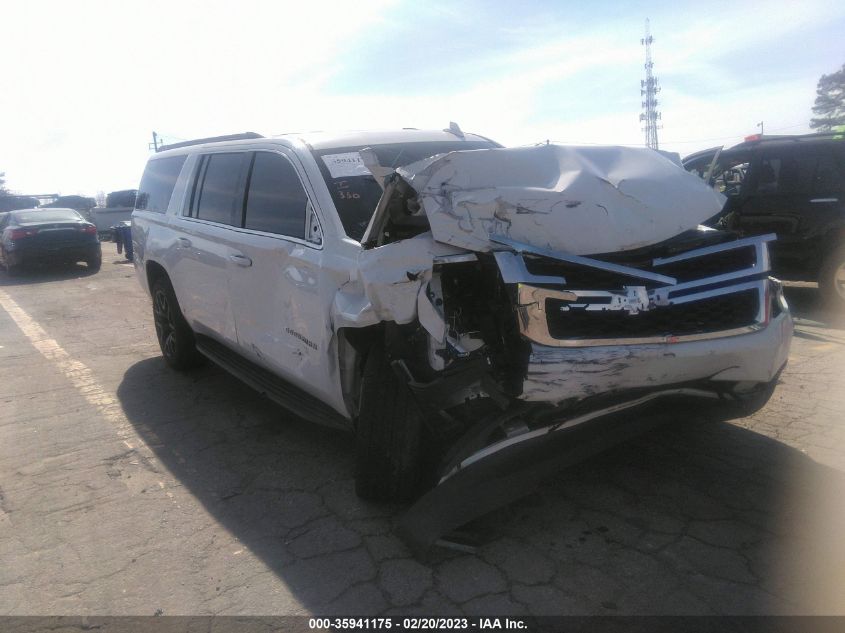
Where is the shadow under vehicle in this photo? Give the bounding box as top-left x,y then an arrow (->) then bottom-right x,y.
115,349 -> 845,611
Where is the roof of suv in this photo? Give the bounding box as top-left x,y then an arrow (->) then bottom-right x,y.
683,132 -> 844,165
289,128 -> 499,150
156,128 -> 500,156
725,132 -> 843,153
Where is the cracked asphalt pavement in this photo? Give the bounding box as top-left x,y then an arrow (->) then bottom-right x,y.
1,242 -> 844,616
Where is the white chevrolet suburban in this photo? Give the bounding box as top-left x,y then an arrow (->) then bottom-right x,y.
132,128 -> 793,504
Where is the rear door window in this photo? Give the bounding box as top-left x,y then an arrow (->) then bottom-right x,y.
193,153 -> 248,225
135,155 -> 187,213
752,149 -> 814,195
243,152 -> 308,238
811,150 -> 844,193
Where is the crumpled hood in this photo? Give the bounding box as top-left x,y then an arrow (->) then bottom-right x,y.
394,144 -> 726,256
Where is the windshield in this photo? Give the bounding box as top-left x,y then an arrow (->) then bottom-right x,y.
14,209 -> 84,224
312,140 -> 496,241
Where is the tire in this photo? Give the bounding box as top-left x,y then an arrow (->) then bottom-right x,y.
3,250 -> 21,276
819,245 -> 845,310
87,254 -> 102,272
354,339 -> 424,503
709,377 -> 779,423
731,380 -> 778,418
151,276 -> 204,370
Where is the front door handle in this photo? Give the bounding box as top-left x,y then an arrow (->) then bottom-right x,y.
229,254 -> 253,267
810,198 -> 838,203
177,237 -> 192,248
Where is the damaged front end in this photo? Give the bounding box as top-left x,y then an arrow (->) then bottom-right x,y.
348,144 -> 793,553
497,231 -> 791,403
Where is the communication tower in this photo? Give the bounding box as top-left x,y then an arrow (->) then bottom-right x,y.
639,19 -> 661,149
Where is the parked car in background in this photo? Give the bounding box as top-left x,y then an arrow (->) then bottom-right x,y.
91,189 -> 139,233
43,195 -> 97,223
132,128 -> 792,504
0,208 -> 102,275
0,195 -> 41,212
683,132 -> 845,307
106,190 -> 137,209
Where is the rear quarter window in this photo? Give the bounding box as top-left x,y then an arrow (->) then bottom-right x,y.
135,156 -> 187,213
812,149 -> 845,193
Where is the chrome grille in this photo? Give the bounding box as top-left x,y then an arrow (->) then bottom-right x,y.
546,289 -> 759,340
495,233 -> 777,347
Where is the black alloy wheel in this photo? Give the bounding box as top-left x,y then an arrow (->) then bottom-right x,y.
151,277 -> 204,370
153,285 -> 179,361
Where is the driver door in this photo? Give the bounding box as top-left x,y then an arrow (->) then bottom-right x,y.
226,150 -> 340,409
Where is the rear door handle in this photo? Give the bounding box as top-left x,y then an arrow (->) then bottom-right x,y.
177,237 -> 192,248
810,198 -> 838,203
229,254 -> 253,267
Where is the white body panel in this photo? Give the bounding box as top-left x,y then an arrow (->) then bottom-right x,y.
167,216 -> 241,347
134,137 -> 361,419
222,147 -> 348,412
397,144 -> 726,255
227,233 -> 343,408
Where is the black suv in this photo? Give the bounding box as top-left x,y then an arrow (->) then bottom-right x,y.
684,133 -> 845,307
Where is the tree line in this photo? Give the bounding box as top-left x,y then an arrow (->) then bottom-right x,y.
811,63 -> 845,132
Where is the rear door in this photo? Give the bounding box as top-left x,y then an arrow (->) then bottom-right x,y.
226,150 -> 338,406
167,152 -> 250,346
800,145 -> 845,245
736,144 -> 844,269
734,146 -> 812,266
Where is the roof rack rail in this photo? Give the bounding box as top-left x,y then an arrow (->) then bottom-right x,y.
740,131 -> 843,145
157,132 -> 264,152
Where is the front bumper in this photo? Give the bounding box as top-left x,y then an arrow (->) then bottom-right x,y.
521,311 -> 793,403
402,320 -> 791,555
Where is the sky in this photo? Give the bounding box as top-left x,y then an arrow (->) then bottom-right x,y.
1,0 -> 844,197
